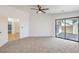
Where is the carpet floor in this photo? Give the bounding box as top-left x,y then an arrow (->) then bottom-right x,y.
0,37 -> 79,53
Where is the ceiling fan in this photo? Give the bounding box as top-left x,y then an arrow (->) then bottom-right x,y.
31,5 -> 49,13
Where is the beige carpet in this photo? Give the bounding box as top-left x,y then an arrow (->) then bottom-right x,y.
0,37 -> 79,53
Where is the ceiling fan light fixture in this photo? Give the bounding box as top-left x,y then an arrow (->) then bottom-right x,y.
38,11 -> 42,13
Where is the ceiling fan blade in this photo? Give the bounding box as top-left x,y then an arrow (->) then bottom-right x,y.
41,10 -> 46,13
36,11 -> 39,13
31,8 -> 38,10
41,8 -> 49,10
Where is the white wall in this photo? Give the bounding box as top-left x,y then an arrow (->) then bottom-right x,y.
29,13 -> 53,36
0,6 -> 29,46
52,11 -> 79,36
0,16 -> 8,47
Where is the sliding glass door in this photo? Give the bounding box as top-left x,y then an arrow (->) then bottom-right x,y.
55,17 -> 79,42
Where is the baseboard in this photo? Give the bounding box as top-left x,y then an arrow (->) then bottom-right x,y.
28,36 -> 54,38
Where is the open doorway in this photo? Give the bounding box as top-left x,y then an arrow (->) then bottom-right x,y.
8,18 -> 20,41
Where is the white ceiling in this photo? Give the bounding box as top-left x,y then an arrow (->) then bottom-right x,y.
9,5 -> 79,14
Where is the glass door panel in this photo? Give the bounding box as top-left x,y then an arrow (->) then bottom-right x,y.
65,19 -> 73,40
72,18 -> 78,41
65,18 -> 78,41
55,19 -> 65,38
